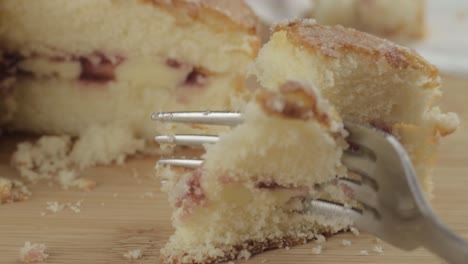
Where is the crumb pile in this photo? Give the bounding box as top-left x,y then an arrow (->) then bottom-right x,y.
19,242 -> 48,263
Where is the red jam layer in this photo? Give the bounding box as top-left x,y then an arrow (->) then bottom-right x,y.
0,51 -> 210,89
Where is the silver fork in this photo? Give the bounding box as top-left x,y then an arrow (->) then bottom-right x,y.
152,111 -> 468,263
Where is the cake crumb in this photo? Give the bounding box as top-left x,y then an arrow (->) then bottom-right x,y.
113,193 -> 119,198
311,245 -> 322,255
0,177 -> 31,204
359,250 -> 369,256
11,124 -> 145,191
315,234 -> 326,244
46,201 -> 65,213
350,227 -> 360,236
45,200 -> 83,214
67,199 -> 83,213
19,241 -> 48,263
285,246 -> 290,251
237,249 -> 252,260
68,204 -> 80,213
71,177 -> 96,191
227,262 -> 235,264
261,259 -> 268,263
373,244 -> 384,254
123,249 -> 142,260
341,239 -> 352,246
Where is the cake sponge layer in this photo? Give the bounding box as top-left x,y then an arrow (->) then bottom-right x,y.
0,0 -> 260,138
159,19 -> 459,264
0,0 -> 259,74
8,73 -> 242,140
251,20 -> 459,192
202,81 -> 347,188
160,81 -> 351,264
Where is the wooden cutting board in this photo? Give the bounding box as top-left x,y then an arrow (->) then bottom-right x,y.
1,75 -> 467,264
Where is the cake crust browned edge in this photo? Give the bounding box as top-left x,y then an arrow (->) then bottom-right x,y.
256,81 -> 332,128
140,0 -> 260,101
272,20 -> 458,137
143,0 -> 260,35
0,179 -> 30,204
272,20 -> 439,89
266,20 -> 458,195
160,231 -> 342,264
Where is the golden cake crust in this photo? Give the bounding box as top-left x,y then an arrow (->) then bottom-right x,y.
0,178 -> 30,204
145,0 -> 259,34
161,234 -> 336,264
273,20 -> 439,88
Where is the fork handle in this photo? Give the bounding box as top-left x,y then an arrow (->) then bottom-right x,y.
422,216 -> 468,264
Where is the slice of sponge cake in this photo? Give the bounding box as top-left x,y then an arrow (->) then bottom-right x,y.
0,0 -> 260,139
160,80 -> 351,264
251,19 -> 458,193
159,19 -> 459,264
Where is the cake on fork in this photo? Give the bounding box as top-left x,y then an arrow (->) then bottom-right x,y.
159,80 -> 352,264
158,19 -> 458,264
252,19 -> 458,193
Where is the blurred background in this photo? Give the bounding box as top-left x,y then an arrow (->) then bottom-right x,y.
246,0 -> 468,76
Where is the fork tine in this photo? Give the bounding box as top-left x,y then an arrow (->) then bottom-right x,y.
344,122 -> 391,153
155,135 -> 219,146
152,111 -> 244,126
342,150 -> 377,178
158,159 -> 203,169
337,178 -> 379,209
306,199 -> 379,232
307,199 -> 362,219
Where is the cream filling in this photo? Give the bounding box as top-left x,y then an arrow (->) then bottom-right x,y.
169,181 -> 351,254
173,183 -> 308,237
16,56 -> 202,88
19,58 -> 81,80
0,0 -> 258,74
174,180 -> 349,225
117,58 -> 191,88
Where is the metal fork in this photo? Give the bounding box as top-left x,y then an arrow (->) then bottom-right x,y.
152,111 -> 468,263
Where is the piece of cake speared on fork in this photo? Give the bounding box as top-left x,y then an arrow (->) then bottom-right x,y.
251,19 -> 458,194
157,80 -> 354,264
155,19 -> 459,264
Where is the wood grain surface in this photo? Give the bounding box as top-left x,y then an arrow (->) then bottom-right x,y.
0,75 -> 467,264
